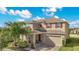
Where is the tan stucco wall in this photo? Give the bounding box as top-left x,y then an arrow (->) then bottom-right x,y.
63,23 -> 69,39
42,34 -> 66,47
41,23 -> 69,39
20,33 -> 66,48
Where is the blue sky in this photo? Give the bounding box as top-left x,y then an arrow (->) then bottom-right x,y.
0,7 -> 79,28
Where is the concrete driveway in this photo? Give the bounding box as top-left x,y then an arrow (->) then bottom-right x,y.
24,42 -> 60,51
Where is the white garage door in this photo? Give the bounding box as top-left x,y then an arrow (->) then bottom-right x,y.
42,34 -> 64,47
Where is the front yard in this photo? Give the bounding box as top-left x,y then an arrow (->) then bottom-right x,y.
1,33 -> 79,51
59,34 -> 79,51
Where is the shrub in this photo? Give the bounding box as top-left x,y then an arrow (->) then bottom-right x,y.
66,38 -> 72,44
16,40 -> 28,48
0,39 -> 8,49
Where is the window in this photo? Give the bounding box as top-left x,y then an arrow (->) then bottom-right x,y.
55,23 -> 62,28
39,24 -> 42,27
46,24 -> 52,28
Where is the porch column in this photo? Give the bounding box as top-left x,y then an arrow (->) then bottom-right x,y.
25,35 -> 29,45
31,34 -> 36,49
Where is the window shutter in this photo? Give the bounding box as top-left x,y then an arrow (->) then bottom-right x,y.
50,24 -> 52,28
60,23 -> 62,28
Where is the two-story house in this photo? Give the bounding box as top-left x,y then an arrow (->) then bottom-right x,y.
23,18 -> 69,49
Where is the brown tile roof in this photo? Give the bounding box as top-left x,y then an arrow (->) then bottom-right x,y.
32,18 -> 68,23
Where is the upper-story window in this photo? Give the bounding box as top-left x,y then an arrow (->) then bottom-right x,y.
38,24 -> 42,28
39,24 -> 42,27
55,23 -> 62,28
46,24 -> 52,28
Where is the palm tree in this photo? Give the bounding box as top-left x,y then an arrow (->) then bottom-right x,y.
5,21 -> 32,47
0,21 -> 32,50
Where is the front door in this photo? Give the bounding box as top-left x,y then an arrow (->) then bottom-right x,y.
38,34 -> 41,42
36,34 -> 41,43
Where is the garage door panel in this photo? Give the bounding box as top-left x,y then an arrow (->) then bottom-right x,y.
42,35 -> 63,47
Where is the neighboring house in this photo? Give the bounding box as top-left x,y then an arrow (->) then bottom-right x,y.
70,28 -> 79,34
23,18 -> 69,48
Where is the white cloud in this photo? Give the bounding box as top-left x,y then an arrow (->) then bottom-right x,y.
42,8 -> 56,17
33,16 -> 45,20
42,7 -> 63,17
54,16 -> 67,22
70,20 -> 79,28
62,18 -> 66,21
61,18 -> 67,21
42,7 -> 57,12
19,10 -> 32,18
17,18 -> 25,22
0,8 -> 32,18
54,15 -> 59,18
9,9 -> 15,15
0,7 -> 32,18
0,7 -> 7,14
15,9 -> 32,18
15,10 -> 20,14
46,12 -> 54,17
47,7 -> 57,12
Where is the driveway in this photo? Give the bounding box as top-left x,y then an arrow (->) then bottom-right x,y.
24,42 -> 60,51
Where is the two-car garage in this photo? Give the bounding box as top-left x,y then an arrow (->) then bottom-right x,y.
41,33 -> 66,47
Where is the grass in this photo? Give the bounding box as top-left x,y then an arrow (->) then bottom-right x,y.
59,34 -> 79,51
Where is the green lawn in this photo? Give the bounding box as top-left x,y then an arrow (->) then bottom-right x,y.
59,35 -> 79,51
